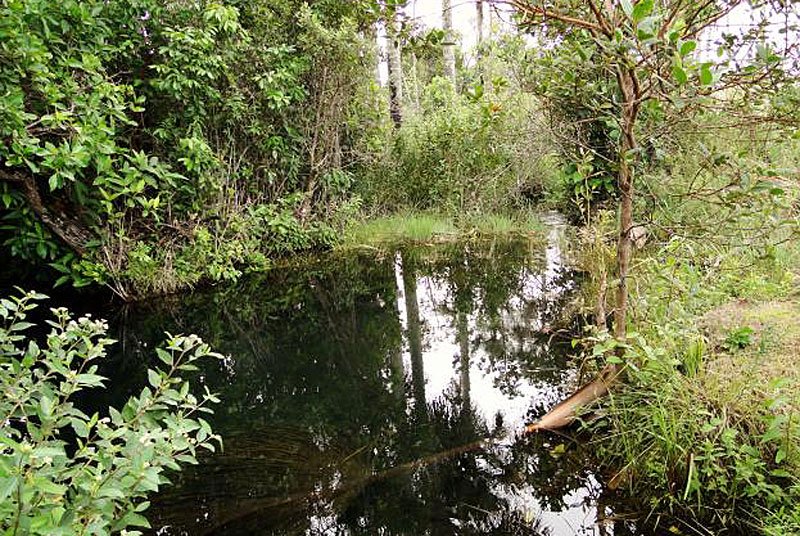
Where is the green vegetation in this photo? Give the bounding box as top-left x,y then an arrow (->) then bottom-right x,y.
0,290 -> 221,534
574,135 -> 800,532
342,211 -> 544,247
2,0 -> 800,533
0,0 -> 374,299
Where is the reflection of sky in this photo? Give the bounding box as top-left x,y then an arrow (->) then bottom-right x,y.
393,214 -> 611,535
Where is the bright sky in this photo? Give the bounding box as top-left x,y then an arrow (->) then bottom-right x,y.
377,1 -> 798,82
409,0 -> 484,50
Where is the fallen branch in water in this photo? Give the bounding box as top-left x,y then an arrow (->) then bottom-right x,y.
525,363 -> 622,432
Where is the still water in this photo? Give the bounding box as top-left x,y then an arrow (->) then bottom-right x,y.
94,216 -> 642,535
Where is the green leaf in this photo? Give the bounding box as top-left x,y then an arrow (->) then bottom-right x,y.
632,0 -> 654,22
156,348 -> 173,366
0,477 -> 18,502
672,65 -> 688,85
699,64 -> 713,85
679,40 -> 697,57
70,418 -> 89,438
147,369 -> 161,388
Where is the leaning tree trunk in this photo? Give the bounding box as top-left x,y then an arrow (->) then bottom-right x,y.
0,169 -> 93,255
527,66 -> 640,432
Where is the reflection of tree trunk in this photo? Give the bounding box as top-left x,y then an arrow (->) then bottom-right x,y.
457,310 -> 470,414
391,258 -> 406,399
401,252 -> 426,419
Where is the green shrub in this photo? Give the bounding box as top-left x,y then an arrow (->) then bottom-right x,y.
0,290 -> 222,535
355,91 -> 557,213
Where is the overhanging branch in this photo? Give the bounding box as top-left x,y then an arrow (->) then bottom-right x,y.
0,167 -> 94,256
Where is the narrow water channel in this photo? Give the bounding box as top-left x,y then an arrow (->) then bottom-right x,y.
91,215 -> 644,535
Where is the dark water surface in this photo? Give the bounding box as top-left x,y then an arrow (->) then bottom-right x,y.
91,216 -> 643,535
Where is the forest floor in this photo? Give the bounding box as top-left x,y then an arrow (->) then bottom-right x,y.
701,298 -> 800,419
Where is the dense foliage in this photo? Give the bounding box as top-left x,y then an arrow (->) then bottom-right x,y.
0,0 -> 377,298
0,290 -> 222,534
1,0 -> 800,531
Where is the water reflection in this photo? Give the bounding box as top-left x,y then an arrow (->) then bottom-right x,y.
93,219 -> 640,535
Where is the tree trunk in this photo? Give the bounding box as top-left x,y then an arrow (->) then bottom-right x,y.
386,8 -> 404,127
476,0 -> 486,87
614,67 -> 639,343
476,0 -> 484,47
526,67 -> 640,432
442,0 -> 456,87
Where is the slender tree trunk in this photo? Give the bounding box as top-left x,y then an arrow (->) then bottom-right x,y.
386,8 -> 404,127
475,0 -> 485,85
613,67 -> 640,344
373,22 -> 383,87
476,0 -> 484,47
442,0 -> 456,87
526,67 -> 641,432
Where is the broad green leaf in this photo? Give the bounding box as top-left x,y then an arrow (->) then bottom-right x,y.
679,40 -> 697,56
672,65 -> 688,84
147,369 -> 161,388
632,0 -> 654,22
0,477 -> 17,502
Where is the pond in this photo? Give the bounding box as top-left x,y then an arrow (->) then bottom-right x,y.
91,215 -> 644,535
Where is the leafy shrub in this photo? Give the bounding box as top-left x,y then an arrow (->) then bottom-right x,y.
356,90 -> 557,213
0,290 -> 222,535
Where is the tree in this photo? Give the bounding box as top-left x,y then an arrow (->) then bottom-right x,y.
385,2 -> 406,126
500,0 -> 798,428
442,0 -> 457,86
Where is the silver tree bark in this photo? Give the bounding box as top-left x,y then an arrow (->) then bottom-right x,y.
442,0 -> 456,86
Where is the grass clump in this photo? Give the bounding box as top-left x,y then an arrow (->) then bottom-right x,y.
342,211 -> 545,248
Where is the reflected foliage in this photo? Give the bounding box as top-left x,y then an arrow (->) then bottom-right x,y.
84,236 -> 637,535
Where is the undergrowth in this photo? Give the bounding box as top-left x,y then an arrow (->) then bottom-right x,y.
577,132 -> 800,534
